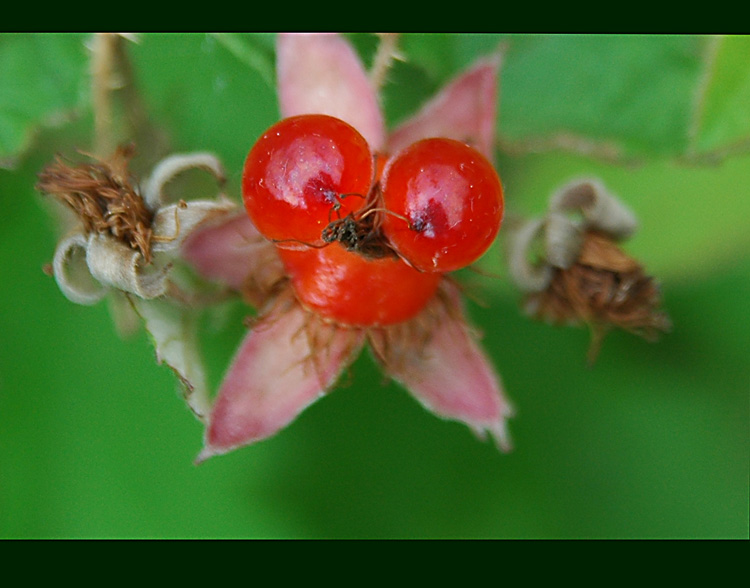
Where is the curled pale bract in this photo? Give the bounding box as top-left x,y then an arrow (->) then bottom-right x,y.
548,178 -> 638,239
46,151 -> 236,305
508,178 -> 638,293
53,230 -> 107,305
141,152 -> 227,210
507,217 -> 553,293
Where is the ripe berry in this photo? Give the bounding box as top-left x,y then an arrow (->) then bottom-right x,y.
242,114 -> 374,245
278,243 -> 441,327
380,138 -> 504,273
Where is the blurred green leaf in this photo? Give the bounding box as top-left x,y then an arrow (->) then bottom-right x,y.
0,33 -> 89,168
690,35 -> 750,155
499,35 -> 705,158
376,34 -> 745,161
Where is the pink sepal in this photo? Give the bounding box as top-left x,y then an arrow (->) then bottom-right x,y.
379,284 -> 513,451
197,299 -> 365,461
181,212 -> 284,307
276,33 -> 386,151
388,56 -> 501,160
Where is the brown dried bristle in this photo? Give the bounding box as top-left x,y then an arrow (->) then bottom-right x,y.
526,231 -> 671,361
37,144 -> 155,263
367,283 -> 461,375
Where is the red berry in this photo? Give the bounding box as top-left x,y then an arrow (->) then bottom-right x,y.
278,244 -> 441,327
380,138 -> 504,273
242,114 -> 374,245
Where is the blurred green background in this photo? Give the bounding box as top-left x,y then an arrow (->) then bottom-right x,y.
1,33 -> 748,538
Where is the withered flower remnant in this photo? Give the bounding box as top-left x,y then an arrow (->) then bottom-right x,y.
508,179 -> 671,363
37,145 -> 237,305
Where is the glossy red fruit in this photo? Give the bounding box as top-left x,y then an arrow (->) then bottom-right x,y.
278,244 -> 441,327
242,114 -> 374,245
380,138 -> 504,273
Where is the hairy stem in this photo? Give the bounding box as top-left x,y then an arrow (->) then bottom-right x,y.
90,33 -> 166,166
369,33 -> 401,94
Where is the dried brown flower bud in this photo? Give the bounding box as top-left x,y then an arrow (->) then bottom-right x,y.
508,179 -> 671,363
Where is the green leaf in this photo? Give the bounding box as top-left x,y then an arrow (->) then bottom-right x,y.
0,33 -> 89,168
499,35 -> 705,158
380,35 -> 721,160
690,35 -> 750,156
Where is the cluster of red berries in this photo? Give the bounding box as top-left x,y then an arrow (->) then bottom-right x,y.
242,114 -> 504,327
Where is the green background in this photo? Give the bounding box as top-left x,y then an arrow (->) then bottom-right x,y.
1,33 -> 747,538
